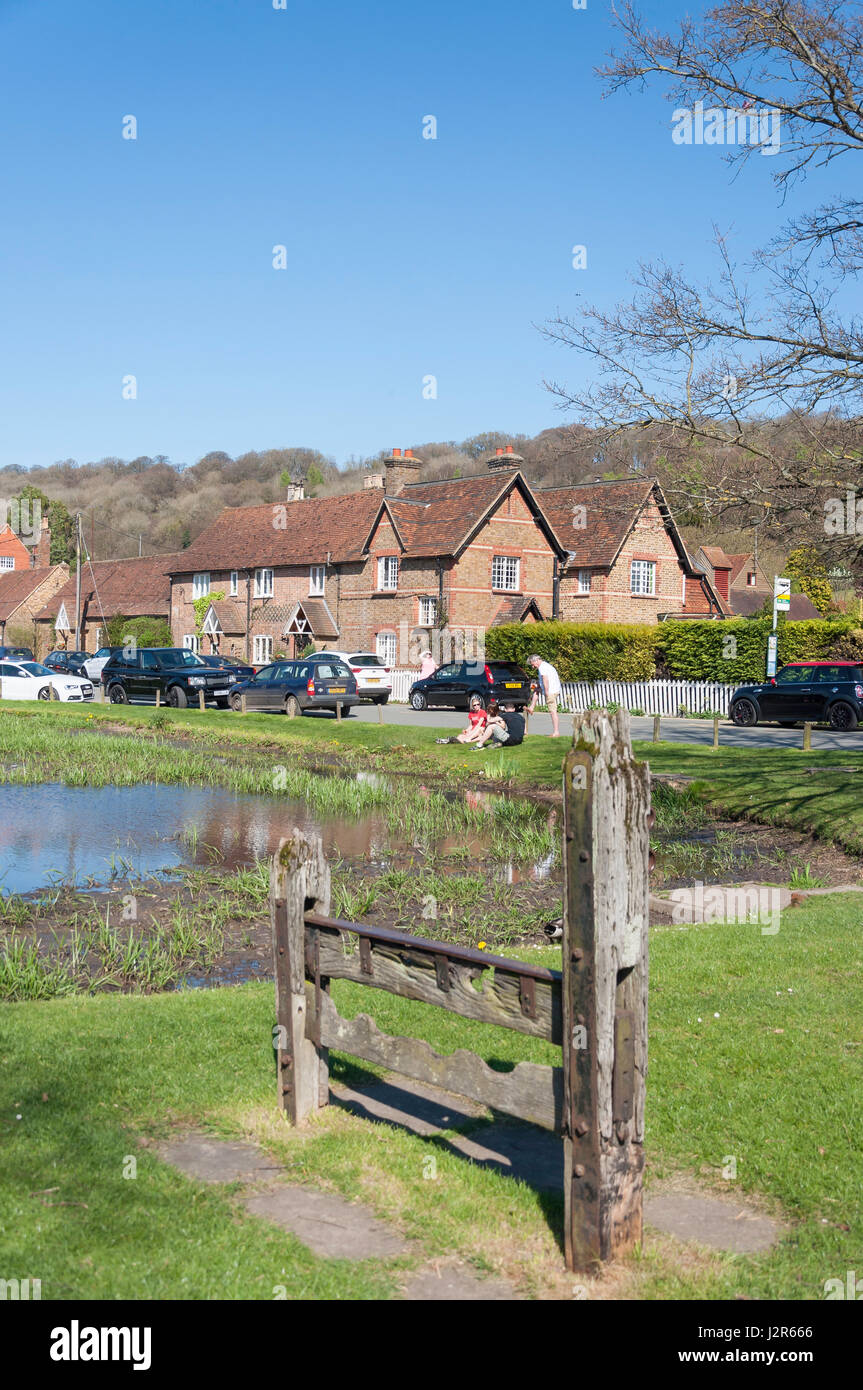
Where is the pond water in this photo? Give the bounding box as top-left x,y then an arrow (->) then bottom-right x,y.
0,781 -> 557,896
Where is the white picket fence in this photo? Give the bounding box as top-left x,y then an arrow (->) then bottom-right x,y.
390,670 -> 734,716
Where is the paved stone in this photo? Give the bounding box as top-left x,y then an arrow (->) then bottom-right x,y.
644,1193 -> 780,1254
332,1077 -> 488,1137
158,1135 -> 282,1184
402,1261 -> 518,1300
244,1187 -> 410,1259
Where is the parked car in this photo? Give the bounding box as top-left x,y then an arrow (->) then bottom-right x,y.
81,646 -> 123,683
0,658 -> 94,702
314,650 -> 392,704
196,653 -> 256,681
44,649 -> 90,676
101,647 -> 237,708
729,661 -> 863,731
229,656 -> 358,715
0,645 -> 34,662
408,660 -> 532,711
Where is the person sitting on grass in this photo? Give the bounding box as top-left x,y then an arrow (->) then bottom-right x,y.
435,694 -> 490,745
472,701 -> 525,750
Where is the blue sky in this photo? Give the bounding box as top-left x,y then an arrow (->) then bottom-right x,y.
0,0 -> 851,470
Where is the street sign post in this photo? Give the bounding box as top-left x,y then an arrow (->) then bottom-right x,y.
767,631 -> 778,678
773,576 -> 791,621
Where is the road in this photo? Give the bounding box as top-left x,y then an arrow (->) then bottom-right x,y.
348,703 -> 862,752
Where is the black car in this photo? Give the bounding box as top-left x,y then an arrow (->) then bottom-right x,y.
101,647 -> 238,708
0,645 -> 34,662
229,657 -> 358,716
196,653 -> 256,680
730,661 -> 863,732
409,660 -> 532,711
44,649 -> 89,675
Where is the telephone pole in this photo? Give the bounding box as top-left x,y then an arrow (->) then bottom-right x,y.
73,513 -> 82,649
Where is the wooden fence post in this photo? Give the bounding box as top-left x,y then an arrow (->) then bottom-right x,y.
712,714 -> 719,750
271,831 -> 332,1124
155,688 -> 160,709
198,689 -> 206,712
803,721 -> 812,751
562,709 -> 650,1271
377,701 -> 383,725
241,693 -> 247,714
336,701 -> 342,723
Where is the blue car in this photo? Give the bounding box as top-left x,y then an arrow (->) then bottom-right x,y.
229,656 -> 359,716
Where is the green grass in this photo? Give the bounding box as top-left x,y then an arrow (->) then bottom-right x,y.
1,893 -> 859,1299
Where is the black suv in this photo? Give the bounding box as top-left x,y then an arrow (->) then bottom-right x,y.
409,660 -> 532,711
730,661 -> 863,731
229,657 -> 358,715
101,647 -> 237,708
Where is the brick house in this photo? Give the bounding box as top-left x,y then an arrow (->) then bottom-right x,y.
0,517 -> 52,574
537,478 -> 725,623
34,553 -> 177,653
0,565 -> 69,653
166,450 -> 566,663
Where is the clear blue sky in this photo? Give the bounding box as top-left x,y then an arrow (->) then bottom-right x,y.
0,0 -> 850,471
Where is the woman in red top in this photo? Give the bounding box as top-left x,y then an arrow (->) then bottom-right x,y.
435,695 -> 489,745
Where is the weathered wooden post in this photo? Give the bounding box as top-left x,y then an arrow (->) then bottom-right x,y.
712,714 -> 719,750
271,831 -> 332,1123
198,689 -> 206,712
803,721 -> 813,751
562,709 -> 650,1271
155,688 -> 161,709
336,701 -> 342,723
652,714 -> 661,743
241,692 -> 247,714
377,701 -> 383,725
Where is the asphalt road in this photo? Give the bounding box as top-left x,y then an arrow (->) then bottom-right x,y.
348,702 -> 863,751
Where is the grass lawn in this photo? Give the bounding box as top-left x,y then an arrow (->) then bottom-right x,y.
2,894 -> 860,1300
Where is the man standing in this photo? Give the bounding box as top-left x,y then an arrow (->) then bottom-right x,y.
527,653 -> 562,737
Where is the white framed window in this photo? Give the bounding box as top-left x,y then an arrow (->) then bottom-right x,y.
193,572 -> 210,600
183,634 -> 200,652
254,567 -> 273,598
94,627 -> 103,648
418,596 -> 436,626
630,559 -> 656,596
747,571 -> 757,587
309,565 -> 325,596
253,634 -> 273,664
492,555 -> 519,591
229,571 -> 238,596
577,569 -> 591,595
376,631 -> 397,666
0,556 -> 14,571
377,556 -> 398,591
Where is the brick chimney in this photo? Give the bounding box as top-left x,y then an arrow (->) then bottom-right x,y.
285,478 -> 305,503
35,518 -> 51,568
487,444 -> 525,471
384,447 -> 422,495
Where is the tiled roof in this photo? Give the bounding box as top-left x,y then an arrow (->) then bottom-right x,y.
0,566 -> 65,621
166,494 -> 385,573
389,474 -> 531,557
35,553 -> 178,621
295,598 -> 339,639
207,599 -> 246,633
537,479 -> 661,567
491,596 -> 545,626
699,545 -> 732,570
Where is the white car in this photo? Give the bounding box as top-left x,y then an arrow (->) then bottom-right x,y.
0,659 -> 94,702
81,646 -> 121,683
314,650 -> 392,703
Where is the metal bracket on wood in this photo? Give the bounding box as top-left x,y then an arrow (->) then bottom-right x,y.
434,954 -> 450,992
519,975 -> 537,1020
359,935 -> 373,976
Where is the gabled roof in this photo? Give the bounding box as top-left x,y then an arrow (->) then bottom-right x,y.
35,553 -> 178,621
166,494 -> 385,574
387,471 -> 566,560
491,595 -> 545,626
538,478 -> 691,570
0,566 -> 66,621
697,545 -> 733,571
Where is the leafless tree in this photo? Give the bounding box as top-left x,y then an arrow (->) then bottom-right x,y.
544,1 -> 863,574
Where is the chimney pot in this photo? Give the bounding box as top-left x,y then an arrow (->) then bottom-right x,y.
506,445 -> 513,454
404,449 -> 413,458
496,447 -> 504,456
392,447 -> 401,458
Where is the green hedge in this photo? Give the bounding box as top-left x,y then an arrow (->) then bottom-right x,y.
485,618 -> 859,684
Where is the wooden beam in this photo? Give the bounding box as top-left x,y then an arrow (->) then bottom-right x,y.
307,921 -> 561,1044
271,831 -> 331,1123
309,991 -> 562,1131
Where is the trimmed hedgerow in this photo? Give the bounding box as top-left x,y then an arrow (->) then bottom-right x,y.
485,617 -> 859,685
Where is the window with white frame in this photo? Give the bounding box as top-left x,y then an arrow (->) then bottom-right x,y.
492,555 -> 519,591
254,567 -> 273,598
309,565 -> 325,596
577,569 -> 591,594
418,596 -> 436,627
630,559 -> 656,596
94,627 -> 103,648
747,571 -> 757,587
193,572 -> 210,600
0,556 -> 14,571
229,571 -> 238,596
183,634 -> 200,652
376,631 -> 397,665
253,634 -> 273,664
377,556 -> 398,591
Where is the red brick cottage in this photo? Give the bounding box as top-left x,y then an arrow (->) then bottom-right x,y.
537,478 -> 725,623
34,553 -> 177,654
166,452 -> 567,664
